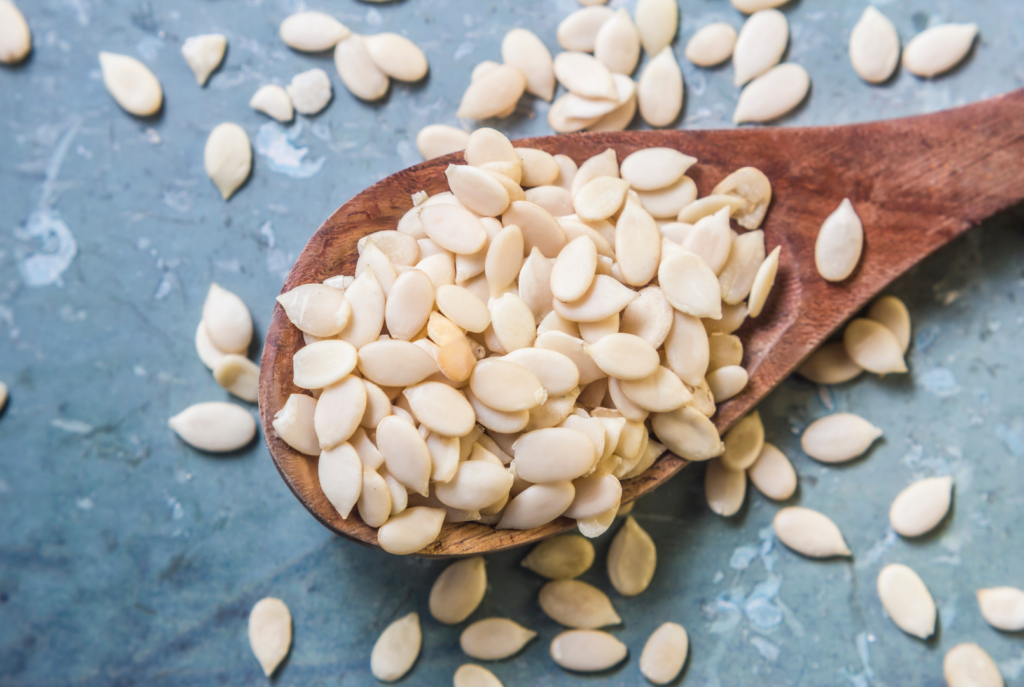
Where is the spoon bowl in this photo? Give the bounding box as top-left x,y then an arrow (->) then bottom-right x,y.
259,88 -> 1024,557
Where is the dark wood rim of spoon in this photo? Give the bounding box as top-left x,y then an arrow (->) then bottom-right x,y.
259,87 -> 1024,558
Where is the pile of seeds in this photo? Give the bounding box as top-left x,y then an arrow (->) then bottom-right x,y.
271,127 -> 784,555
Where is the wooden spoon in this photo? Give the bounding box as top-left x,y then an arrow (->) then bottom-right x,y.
259,88 -> 1024,557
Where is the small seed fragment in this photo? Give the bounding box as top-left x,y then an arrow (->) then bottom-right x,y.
213,354 -> 260,402
169,402 -> 255,453
458,64 -> 526,119
280,11 -> 349,52
454,664 -> 504,687
461,618 -> 537,660
98,52 -> 163,116
577,503 -> 620,538
849,7 -> 900,84
502,28 -> 555,101
607,515 -> 656,596
711,167 -> 772,230
902,24 -> 978,78
498,481 -> 576,529
748,246 -> 780,317
594,8 -> 641,75
801,412 -> 881,463
843,318 -> 907,375
522,534 -> 595,579
249,598 -> 292,677
651,406 -> 724,462
335,34 -> 389,101
773,507 -> 851,558
558,6 -> 616,53
734,62 -> 810,124
204,123 -> 252,200
371,612 -> 422,681
540,579 -> 621,629
747,442 -> 796,501
620,286 -> 673,349
815,198 -> 863,282
732,9 -> 789,86
417,125 -> 470,160
944,643 -> 1004,687
867,295 -> 911,353
705,459 -> 746,516
637,47 -> 684,128
364,33 -> 428,82
877,564 -> 936,639
639,622 -> 688,685
686,23 -> 738,67
889,476 -> 953,537
550,630 -> 628,672
0,0 -> 31,64
250,84 -> 294,122
796,341 -> 863,384
272,394 -> 320,456
658,250 -> 723,319
182,34 -> 226,86
976,587 -> 1024,632
286,68 -> 333,115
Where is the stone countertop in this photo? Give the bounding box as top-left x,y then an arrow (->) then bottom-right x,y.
1,0 -> 1023,684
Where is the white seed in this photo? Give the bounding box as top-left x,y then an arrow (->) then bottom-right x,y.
773,507 -> 851,558
314,375 -> 367,449
843,318 -> 908,374
686,23 -> 737,67
558,6 -> 616,52
553,275 -> 640,323
621,367 -> 691,413
278,283 -> 352,338
721,411 -> 764,471
504,348 -> 581,396
574,177 -> 631,221
437,460 -> 513,511
429,557 -> 487,624
182,34 -> 226,86
364,33 -> 427,82
470,358 -> 547,412
635,0 -> 677,56
676,194 -> 745,224
635,175 -> 698,219
465,128 -> 517,167
536,331 -> 607,386
356,240 -> 398,296
0,0 -> 31,64
607,515 -> 656,595
404,383 -> 476,437
423,432 -> 459,482
658,250 -> 723,319
719,229 -> 766,305
380,506 -> 447,555
502,28 -> 555,101
577,502 -> 621,538
557,91 -> 621,121
681,207 -> 732,274
516,149 -> 560,189
280,11 -> 349,52
748,246 -> 780,317
616,200 -> 662,285
195,321 -> 231,370
461,618 -> 537,660
705,459 -> 746,516
711,166 -> 772,229
540,579 -> 621,629
417,125 -> 470,160
420,204 -> 488,256
685,378 -> 717,418
552,154 -> 578,191
877,564 -> 936,639
503,201 -> 567,259
585,333 -> 660,381
527,186 -> 575,217
977,587 -> 1024,633
363,232 -> 423,267
513,428 -> 597,482
624,437 -> 666,479
637,47 -> 684,128
621,147 -> 694,192
571,149 -> 621,197
376,415 -> 433,496
944,644 -> 1004,687
371,612 -> 422,680
358,466 -> 392,527
169,402 -> 255,453
639,622 -> 688,685
522,534 -> 595,579
318,442 -> 362,519
538,311 -> 581,338
565,471 -> 622,519
801,412 -> 881,464
458,64 -> 526,119
550,630 -> 628,672
339,269 -> 386,349
664,311 -> 710,386
446,165 -> 509,218
432,285 -> 488,335
815,198 -> 863,282
490,293 -> 537,352
594,8 -> 641,75
849,7 -> 900,84
272,394 -> 320,455
335,34 -> 389,101
249,598 -> 292,677
286,68 -> 333,115
902,24 -> 978,79
708,333 -> 743,372
454,664 -> 504,687
554,51 -> 618,99
731,0 -> 789,11
735,62 -> 810,124
213,354 -> 260,403
0,381 -> 6,413
619,286 -> 672,349
204,123 -> 251,200
498,480 -> 576,529
382,466 -> 409,517
466,388 -> 530,434
651,406 -> 723,461
796,341 -> 863,385
867,295 -> 911,353
889,476 -> 953,537
98,52 -> 163,116
250,84 -> 294,122
732,9 -> 788,86
747,442 -> 796,501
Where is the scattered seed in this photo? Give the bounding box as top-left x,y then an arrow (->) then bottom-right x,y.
458,64 -> 526,119
732,0 -> 789,12
734,62 -> 810,124
651,406 -> 724,462
732,9 -> 789,86
498,481 -> 577,529
522,534 -> 595,579
639,622 -> 688,685
635,176 -> 698,219
705,459 -> 746,516
902,24 -> 978,79
202,283 -> 252,354
843,318 -> 908,375
686,23 -> 738,67
550,629 -> 628,672
417,124 -> 470,160
212,354 -> 260,403
278,283 -> 353,339
889,476 -> 953,537
748,246 -> 781,317
461,618 -> 537,660
606,515 -> 656,595
747,442 -> 796,501
454,664 -> 504,687
540,579 -> 622,628
0,381 -> 7,413
286,67 -> 333,115
635,0 -> 677,55
976,587 -> 1024,632
280,11 -> 349,52
335,33 -> 389,101
681,208 -> 732,274
815,198 -> 863,282
637,47 -> 684,127
502,28 -> 555,101
379,506 -> 447,555
658,250 -> 723,319
558,6 -> 615,52
371,612 -> 422,681
248,598 -> 292,677
594,8 -> 641,75
944,643 -> 1004,687
849,7 -> 900,84
867,295 -> 911,353
272,394 -> 320,456
721,411 -> 764,471
773,506 -> 851,558
622,147 -> 694,192
877,563 -> 936,639
169,402 -> 255,453
0,0 -> 31,64
181,34 -> 226,86
364,33 -> 428,82
554,51 -> 618,99
98,52 -> 163,116
513,428 -> 597,482
801,412 -> 881,463
250,84 -> 294,122
203,122 -> 252,200
676,194 -> 745,224
796,341 -> 863,384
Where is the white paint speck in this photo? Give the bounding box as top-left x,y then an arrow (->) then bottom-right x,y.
254,122 -> 326,179
75,496 -> 94,510
51,418 -> 94,434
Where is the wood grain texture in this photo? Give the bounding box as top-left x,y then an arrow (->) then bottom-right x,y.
259,88 -> 1024,557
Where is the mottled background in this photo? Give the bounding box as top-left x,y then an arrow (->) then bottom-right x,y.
1,0 -> 1023,685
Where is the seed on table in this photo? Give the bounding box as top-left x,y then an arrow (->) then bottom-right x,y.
458,64 -> 526,119
429,557 -> 487,625
635,0 -> 678,55
944,643 -> 1004,687
796,341 -> 863,384
721,411 -> 764,471
681,207 -> 732,274
553,275 -> 640,323
815,198 -> 864,282
849,7 -> 900,84
889,476 -> 954,538
272,394 -> 320,456
279,11 -> 349,51
319,442 -> 362,519
594,8 -> 641,75
182,34 -> 226,86
732,9 -> 789,86
619,286 -> 673,349
248,598 -> 292,677
0,0 -> 31,64
277,283 -> 352,338
747,442 -> 797,501
733,62 -> 810,124
498,481 -> 576,529
658,250 -> 723,319
801,412 -> 881,463
371,612 -> 421,681
710,166 -> 772,230
554,51 -> 618,99
748,246 -> 781,317
417,124 -> 470,160
550,630 -> 628,672
203,122 -> 252,200
637,47 -> 684,128
363,33 -> 428,82
250,84 -> 294,122
539,579 -> 622,629
976,587 -> 1024,632
558,6 -> 615,52
334,34 -> 389,101
773,506 -> 851,558
169,402 -> 256,453
98,52 -> 163,116
651,406 -> 724,462
585,333 -> 660,380
705,364 -> 748,403
454,664 -> 504,687
686,23 -> 738,67
501,28 -> 555,101
877,563 -> 936,639
867,295 -> 911,353
639,622 -> 688,685
843,318 -> 908,375
213,354 -> 260,402
902,24 -> 979,79
522,534 -> 596,579
314,375 -> 367,449
460,618 -> 537,660
719,229 -> 766,304
705,459 -> 746,517
286,68 -> 332,115
607,515 -> 656,596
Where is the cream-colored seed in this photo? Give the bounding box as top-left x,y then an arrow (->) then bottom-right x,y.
0,381 -> 7,413
314,375 -> 367,449
490,293 -> 537,353
576,502 -> 621,538
459,64 -> 526,119
98,52 -> 163,116
430,557 -> 487,625
502,28 -> 555,101
356,240 -> 398,296
280,11 -> 349,51
461,618 -> 537,660
319,442 -> 362,519
385,269 -> 435,341
621,366 -> 691,412
513,428 -> 597,482
889,476 -> 954,537
358,340 -> 438,387
615,200 -> 662,285
515,148 -> 560,189
574,177 -> 631,221
466,388 -> 530,434
420,204 -> 488,255
286,68 -> 333,115
446,164 -> 511,217
360,228 -> 423,265
815,198 -> 863,282
607,516 -> 656,596
427,432 -> 461,482
335,34 -> 389,101
619,286 -> 673,349
379,506 -> 447,555
637,47 -> 684,128
537,311 -> 580,338
364,33 -> 428,82
849,7 -> 900,84
377,415 -> 433,496
686,23 -> 738,67
550,630 -> 628,672
250,84 -> 294,122
623,438 -> 666,479
705,459 -> 746,516
169,402 -> 256,453
721,411 -> 764,471
403,382 -> 476,437
801,412 -> 882,463
733,63 -> 810,124
339,269 -> 387,349
796,341 -> 863,385
352,427 -> 385,471
503,201 -> 568,258
976,587 -> 1024,632
553,154 -> 578,192
554,51 -> 618,99
436,460 -> 513,511
594,8 -> 641,75
558,6 -> 616,52
0,0 -> 31,64
844,318 -> 908,374
272,394 -> 320,456
651,406 -> 724,461
417,124 -> 470,160
902,24 -> 979,78
540,579 -> 621,629
470,358 -> 547,411
732,9 -> 789,86
659,250 -> 723,319
944,643 -> 1004,687
277,283 -> 352,338
748,246 -> 781,317
504,348 -> 581,396
877,564 -> 936,639
465,128 -> 518,167
537,331 -> 608,386
572,149 -> 621,197
213,354 -> 260,402
747,442 -> 797,501
371,612 -> 422,680
249,598 -> 292,677
732,0 -> 789,11
565,471 -> 622,519
454,664 -> 504,687
358,467 -> 392,527
773,507 -> 851,558
585,333 -> 660,381
676,194 -> 745,224
551,237 -> 600,303
685,378 -> 717,418
867,295 -> 911,353
293,340 -> 358,389
527,186 -> 575,217
635,0 -> 678,55
553,275 -> 640,323
635,175 -> 698,219
522,534 -> 595,579
195,322 -> 231,370
204,123 -> 252,200
681,207 -> 732,275
639,622 -> 688,685
707,333 -> 743,372
498,481 -> 576,529
182,34 -> 226,86
488,171 -> 527,204
719,230 -> 766,305
711,166 -> 772,229
434,285 -> 490,334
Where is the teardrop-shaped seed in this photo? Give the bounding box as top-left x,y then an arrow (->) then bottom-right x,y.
294,340 -> 358,389
902,24 -> 978,79
357,340 -> 438,387
635,176 -> 698,219
594,8 -> 641,75
571,149 -> 621,199
796,341 -> 863,384
686,23 -> 738,67
815,198 -> 864,282
384,269 -> 435,341
503,201 -> 568,258
203,122 -> 252,200
664,310 -> 710,386
364,33 -> 427,82
0,0 -> 31,65
169,402 -> 256,453
490,293 -> 537,353
637,47 -> 684,128
277,283 -> 352,338
681,207 -> 732,274
212,354 -> 259,402
616,200 -> 662,285
565,471 -> 622,519
403,382 -> 476,437
436,460 -> 513,511
279,11 -> 349,51
459,64 -> 526,119
867,295 -> 911,353
419,204 -> 488,256
454,664 -> 504,687
620,148 -> 694,192
498,481 -> 576,530
706,364 -> 748,402
98,52 -> 163,116
515,148 -> 560,188
801,412 -> 882,463
550,630 -> 628,672
376,415 -> 432,496
844,318 -> 908,375
528,186 -> 574,217
540,579 -> 621,629
272,394 -> 320,456
502,28 -> 555,101
195,320 -> 231,370
466,388 -> 530,434
732,0 -> 789,11
607,515 -> 656,596
483,225 -> 524,297
889,476 -> 953,537
522,534 -> 595,579
676,194 -> 745,224
446,164 -> 511,217
357,240 -> 399,296
182,34 -> 227,86
470,358 -> 546,412
371,612 -> 421,681
659,250 -> 723,319
635,0 -> 677,56
747,442 -> 796,501
574,177 -> 630,222
0,381 -> 7,412
733,62 -> 809,124
721,411 -> 764,471
748,246 -> 780,317
708,333 -> 743,372
554,51 -> 618,99
513,428 -> 597,483
558,6 -> 616,52
504,348 -> 581,396
358,467 -> 392,527
640,622 -> 688,685
249,598 -> 292,677
849,7 -> 900,84
720,230 -> 766,305
585,333 -> 660,381
651,406 -> 723,461
417,125 -> 470,160
621,366 -> 691,413
553,275 -> 641,323
434,285 -> 489,334
577,501 -> 621,538
319,442 -> 362,519
619,286 -> 673,349
944,643 -> 1004,687
705,459 -> 746,517
334,34 -> 389,101
877,564 -> 936,639
976,587 -> 1024,632
314,375 -> 367,449
464,128 -> 518,167
461,618 -> 537,660
339,269 -> 386,349
429,557 -> 487,625
379,507 -> 446,555
732,9 -> 788,86
773,506 -> 851,558
550,237 -> 599,305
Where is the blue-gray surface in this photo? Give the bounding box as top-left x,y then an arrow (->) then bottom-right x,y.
1,0 -> 1023,684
